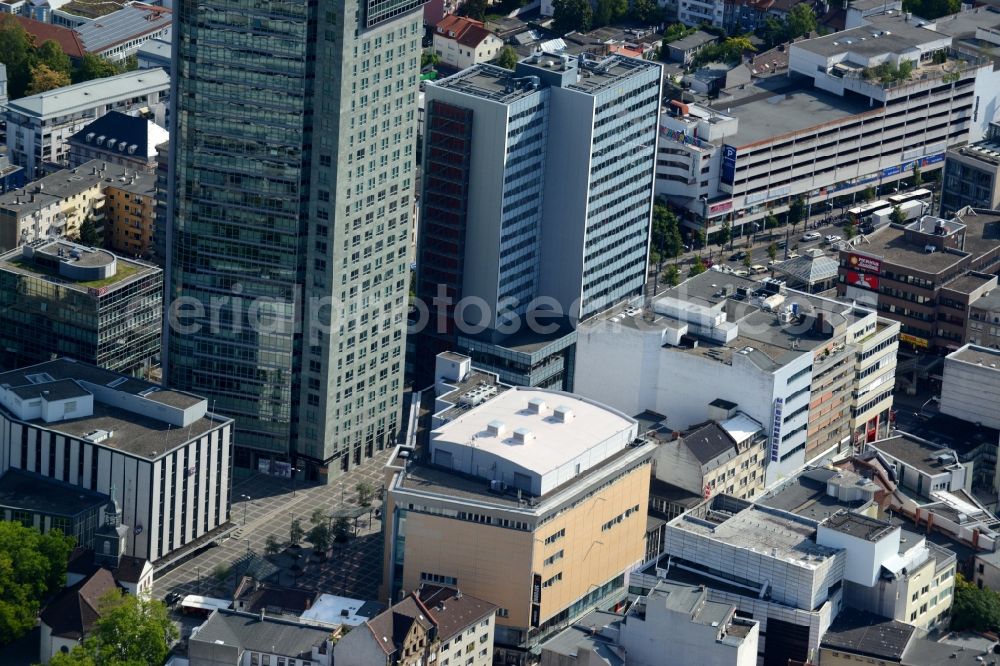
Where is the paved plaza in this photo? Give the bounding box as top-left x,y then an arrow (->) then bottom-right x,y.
155,449 -> 391,604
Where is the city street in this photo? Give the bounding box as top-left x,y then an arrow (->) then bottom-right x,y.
155,450 -> 392,605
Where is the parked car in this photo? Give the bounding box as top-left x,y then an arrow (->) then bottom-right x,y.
750,264 -> 767,274
801,232 -> 822,242
824,234 -> 842,244
729,250 -> 747,261
733,269 -> 750,277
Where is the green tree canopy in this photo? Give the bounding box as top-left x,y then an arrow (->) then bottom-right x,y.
652,202 -> 683,262
553,0 -> 593,33
951,573 -> 1000,632
689,256 -> 707,277
691,36 -> 755,67
459,0 -> 488,21
662,264 -> 680,286
309,522 -> 332,553
890,205 -> 907,225
495,46 -> 518,70
860,185 -> 877,203
787,197 -> 807,229
0,521 -> 74,644
48,591 -> 178,666
0,16 -> 35,98
36,40 -> 71,76
594,0 -> 628,26
76,218 -> 100,246
27,64 -> 71,96
289,518 -> 304,546
72,53 -> 119,84
785,4 -> 817,41
717,221 -> 732,248
767,243 -> 778,262
630,0 -> 660,23
902,0 -> 959,20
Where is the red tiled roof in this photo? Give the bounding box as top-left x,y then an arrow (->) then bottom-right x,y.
40,568 -> 120,639
435,14 -> 497,49
10,15 -> 87,59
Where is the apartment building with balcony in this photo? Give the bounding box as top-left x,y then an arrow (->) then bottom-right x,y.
382,358 -> 655,663
413,52 -> 661,390
574,271 -> 899,484
835,209 -> 1000,353
0,240 -> 161,373
655,12 -> 998,238
5,69 -> 169,178
0,159 -> 108,253
103,169 -> 156,259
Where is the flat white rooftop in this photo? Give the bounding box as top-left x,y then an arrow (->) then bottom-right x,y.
430,387 -> 637,490
720,413 -> 763,444
7,69 -> 169,119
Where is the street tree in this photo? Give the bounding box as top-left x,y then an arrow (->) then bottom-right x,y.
495,46 -> 518,70
689,256 -> 707,277
333,517 -> 352,543
662,264 -> 680,286
764,212 -> 779,229
289,518 -> 304,546
843,223 -> 856,240
767,243 -> 777,262
742,253 -> 752,270
48,591 -> 178,666
860,185 -> 877,203
787,197 -> 807,231
696,230 -> 707,250
911,163 -> 923,187
0,521 -> 73,644
311,508 -> 327,526
309,522 -> 332,555
356,480 -> 375,507
265,535 -> 281,555
717,221 -> 732,249
890,205 -> 907,226
553,0 -> 593,33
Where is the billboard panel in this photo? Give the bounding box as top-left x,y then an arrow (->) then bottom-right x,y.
847,253 -> 882,274
721,145 -> 737,185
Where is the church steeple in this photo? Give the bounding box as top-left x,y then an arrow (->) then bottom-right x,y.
94,484 -> 128,568
104,484 -> 122,528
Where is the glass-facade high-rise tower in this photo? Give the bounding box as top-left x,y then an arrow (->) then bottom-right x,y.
164,0 -> 422,479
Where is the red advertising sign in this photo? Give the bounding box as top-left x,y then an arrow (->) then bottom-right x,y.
708,200 -> 733,216
846,270 -> 879,291
847,253 -> 882,274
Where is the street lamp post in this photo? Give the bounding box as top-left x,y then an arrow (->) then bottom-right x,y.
291,467 -> 303,497
240,494 -> 251,526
